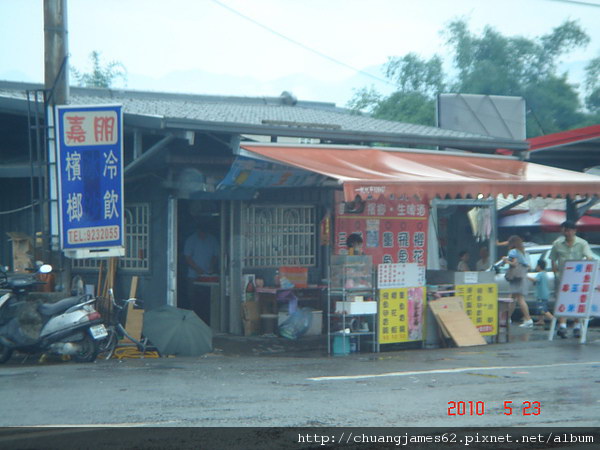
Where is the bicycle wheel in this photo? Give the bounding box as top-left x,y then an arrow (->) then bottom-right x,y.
97,327 -> 118,360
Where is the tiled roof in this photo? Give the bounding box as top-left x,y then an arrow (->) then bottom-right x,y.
0,81 -> 528,151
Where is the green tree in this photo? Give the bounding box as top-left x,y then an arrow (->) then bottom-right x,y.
349,19 -> 596,137
385,53 -> 445,96
584,54 -> 600,113
71,51 -> 127,88
348,53 -> 443,125
524,75 -> 585,136
372,91 -> 436,126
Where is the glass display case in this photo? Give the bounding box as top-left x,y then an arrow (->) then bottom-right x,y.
327,255 -> 378,355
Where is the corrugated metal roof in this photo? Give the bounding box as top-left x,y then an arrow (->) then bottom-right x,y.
0,80 -> 528,151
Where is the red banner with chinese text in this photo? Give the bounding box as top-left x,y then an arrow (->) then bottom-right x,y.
334,192 -> 429,267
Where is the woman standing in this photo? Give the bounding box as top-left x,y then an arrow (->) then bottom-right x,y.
502,235 -> 533,327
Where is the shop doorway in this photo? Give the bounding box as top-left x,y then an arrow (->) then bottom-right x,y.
177,199 -> 224,330
430,199 -> 497,272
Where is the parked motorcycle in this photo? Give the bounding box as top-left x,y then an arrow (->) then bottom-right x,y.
0,264 -> 107,363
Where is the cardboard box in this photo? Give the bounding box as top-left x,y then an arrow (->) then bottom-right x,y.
7,232 -> 33,273
242,319 -> 261,336
279,266 -> 308,288
241,300 -> 260,336
335,301 -> 377,315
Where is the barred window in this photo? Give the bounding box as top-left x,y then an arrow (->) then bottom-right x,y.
72,203 -> 150,271
243,204 -> 316,268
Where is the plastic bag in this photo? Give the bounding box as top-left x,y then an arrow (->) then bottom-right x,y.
278,307 -> 313,340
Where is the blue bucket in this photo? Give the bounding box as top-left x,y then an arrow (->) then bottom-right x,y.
333,335 -> 350,356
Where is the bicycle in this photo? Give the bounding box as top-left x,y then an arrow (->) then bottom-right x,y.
97,289 -> 156,359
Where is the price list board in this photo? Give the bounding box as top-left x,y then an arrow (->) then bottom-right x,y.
455,284 -> 498,336
378,287 -> 426,344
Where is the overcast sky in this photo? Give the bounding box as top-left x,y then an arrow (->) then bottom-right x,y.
1,0 -> 599,106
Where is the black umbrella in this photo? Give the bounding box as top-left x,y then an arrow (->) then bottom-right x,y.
143,305 -> 212,356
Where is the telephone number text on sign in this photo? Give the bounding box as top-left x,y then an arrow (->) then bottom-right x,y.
68,226 -> 120,244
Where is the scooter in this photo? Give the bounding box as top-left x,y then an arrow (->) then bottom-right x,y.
0,264 -> 107,363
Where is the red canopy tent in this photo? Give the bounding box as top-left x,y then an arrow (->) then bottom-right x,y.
499,210 -> 600,231
239,143 -> 600,201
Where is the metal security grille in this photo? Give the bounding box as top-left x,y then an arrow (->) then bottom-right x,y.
120,203 -> 150,270
243,204 -> 316,268
72,203 -> 150,271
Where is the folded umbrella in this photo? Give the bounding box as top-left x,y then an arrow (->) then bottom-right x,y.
143,305 -> 212,356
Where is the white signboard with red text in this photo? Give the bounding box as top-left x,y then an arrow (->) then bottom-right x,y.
377,263 -> 425,289
55,105 -> 124,257
554,260 -> 597,318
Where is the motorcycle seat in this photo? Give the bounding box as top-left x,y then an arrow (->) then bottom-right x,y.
38,296 -> 83,316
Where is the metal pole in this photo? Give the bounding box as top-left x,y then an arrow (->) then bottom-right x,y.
26,91 -> 36,240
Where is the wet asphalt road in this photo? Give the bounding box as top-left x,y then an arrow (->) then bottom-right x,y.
1,325 -> 599,432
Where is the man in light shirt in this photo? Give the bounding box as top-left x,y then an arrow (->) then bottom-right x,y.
549,220 -> 594,338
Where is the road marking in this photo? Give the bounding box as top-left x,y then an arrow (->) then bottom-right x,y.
308,360 -> 600,381
21,422 -> 178,427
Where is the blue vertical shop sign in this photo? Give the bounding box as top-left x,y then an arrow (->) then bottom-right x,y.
55,105 -> 124,254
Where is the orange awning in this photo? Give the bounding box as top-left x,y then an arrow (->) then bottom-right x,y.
240,143 -> 600,201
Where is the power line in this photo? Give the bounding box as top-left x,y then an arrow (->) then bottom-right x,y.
209,0 -> 395,88
545,0 -> 600,7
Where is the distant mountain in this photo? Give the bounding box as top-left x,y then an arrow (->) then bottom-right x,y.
6,59 -> 584,108
125,65 -> 393,107
0,64 -> 392,107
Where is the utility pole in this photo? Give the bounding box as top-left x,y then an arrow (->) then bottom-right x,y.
43,0 -> 69,284
44,0 -> 69,104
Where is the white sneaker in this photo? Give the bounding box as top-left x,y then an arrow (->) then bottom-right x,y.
519,319 -> 533,328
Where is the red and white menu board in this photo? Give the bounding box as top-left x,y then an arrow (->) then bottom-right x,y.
554,260 -> 596,318
377,263 -> 425,289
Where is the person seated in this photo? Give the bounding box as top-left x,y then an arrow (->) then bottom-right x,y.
456,250 -> 471,271
475,246 -> 490,271
346,233 -> 364,255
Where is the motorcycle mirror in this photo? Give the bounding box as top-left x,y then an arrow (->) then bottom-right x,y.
39,264 -> 52,274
